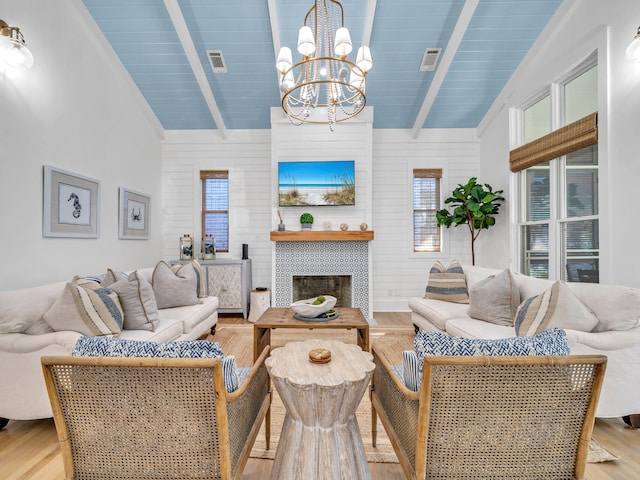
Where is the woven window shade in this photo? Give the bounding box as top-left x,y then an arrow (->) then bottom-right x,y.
510,112 -> 597,172
414,168 -> 442,179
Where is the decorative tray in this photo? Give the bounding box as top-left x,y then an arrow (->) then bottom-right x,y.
293,310 -> 339,322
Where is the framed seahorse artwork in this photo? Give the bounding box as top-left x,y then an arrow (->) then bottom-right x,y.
43,165 -> 100,238
118,187 -> 150,240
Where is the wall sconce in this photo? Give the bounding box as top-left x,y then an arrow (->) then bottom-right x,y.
0,19 -> 34,69
627,26 -> 640,62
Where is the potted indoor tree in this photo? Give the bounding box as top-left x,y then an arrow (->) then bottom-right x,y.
300,212 -> 314,229
436,177 -> 504,265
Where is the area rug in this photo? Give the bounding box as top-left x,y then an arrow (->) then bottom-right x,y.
249,389 -> 618,464
587,438 -> 619,463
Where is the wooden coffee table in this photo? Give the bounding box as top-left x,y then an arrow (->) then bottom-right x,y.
253,307 -> 370,361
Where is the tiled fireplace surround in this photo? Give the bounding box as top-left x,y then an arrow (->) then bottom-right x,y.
273,240 -> 372,320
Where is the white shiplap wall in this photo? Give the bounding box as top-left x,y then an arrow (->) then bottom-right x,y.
161,129 -> 273,289
371,129 -> 480,312
161,119 -> 480,313
270,108 -> 373,232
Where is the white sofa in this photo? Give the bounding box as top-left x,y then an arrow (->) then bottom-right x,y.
0,266 -> 219,425
409,265 -> 640,418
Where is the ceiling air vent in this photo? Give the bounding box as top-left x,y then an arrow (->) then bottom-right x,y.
207,50 -> 227,73
419,48 -> 442,72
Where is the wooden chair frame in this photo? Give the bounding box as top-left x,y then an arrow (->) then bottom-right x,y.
42,346 -> 271,480
371,339 -> 606,480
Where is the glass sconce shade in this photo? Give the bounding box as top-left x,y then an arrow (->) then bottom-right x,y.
0,21 -> 34,70
626,27 -> 640,62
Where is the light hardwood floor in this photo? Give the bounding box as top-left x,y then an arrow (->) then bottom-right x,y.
1,312 -> 638,480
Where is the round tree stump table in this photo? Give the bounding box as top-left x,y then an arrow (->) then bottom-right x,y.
265,338 -> 375,480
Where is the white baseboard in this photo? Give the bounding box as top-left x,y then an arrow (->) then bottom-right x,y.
372,297 -> 412,313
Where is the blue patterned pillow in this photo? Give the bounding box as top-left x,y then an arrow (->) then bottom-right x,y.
72,336 -> 240,392
400,329 -> 570,391
402,350 -> 422,391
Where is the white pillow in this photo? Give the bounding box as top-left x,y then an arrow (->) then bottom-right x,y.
109,271 -> 159,331
467,269 -> 519,326
514,281 -> 598,336
152,261 -> 200,309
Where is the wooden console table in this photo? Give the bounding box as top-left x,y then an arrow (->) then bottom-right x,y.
265,339 -> 374,480
253,307 -> 370,361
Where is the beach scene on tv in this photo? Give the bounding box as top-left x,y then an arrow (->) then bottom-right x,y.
278,161 -> 355,206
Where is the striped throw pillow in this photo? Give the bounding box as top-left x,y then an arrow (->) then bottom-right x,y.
514,280 -> 599,336
424,260 -> 469,303
42,277 -> 123,337
72,336 -> 240,392
402,350 -> 422,391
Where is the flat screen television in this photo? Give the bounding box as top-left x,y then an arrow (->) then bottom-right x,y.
278,160 -> 355,206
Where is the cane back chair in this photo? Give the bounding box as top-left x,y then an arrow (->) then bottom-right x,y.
42,346 -> 271,480
371,339 -> 606,480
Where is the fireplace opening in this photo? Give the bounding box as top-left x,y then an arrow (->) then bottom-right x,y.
292,275 -> 352,307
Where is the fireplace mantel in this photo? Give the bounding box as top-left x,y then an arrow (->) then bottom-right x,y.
270,230 -> 374,241
271,235 -> 373,320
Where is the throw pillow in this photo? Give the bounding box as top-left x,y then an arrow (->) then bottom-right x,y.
41,276 -> 123,336
152,261 -> 200,309
467,269 -> 520,326
101,269 -> 127,287
108,271 -> 159,331
424,260 -> 469,304
72,336 -> 240,392
186,259 -> 207,298
402,350 -> 422,391
514,280 -> 599,336
402,329 -> 570,391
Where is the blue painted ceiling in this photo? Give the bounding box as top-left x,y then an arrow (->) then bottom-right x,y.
81,0 -> 562,131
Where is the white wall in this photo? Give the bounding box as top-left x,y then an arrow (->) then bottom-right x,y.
161,129 -> 273,289
162,120 -> 481,313
270,108 -> 373,231
0,0 -> 164,291
372,129 -> 481,311
478,0 -> 640,288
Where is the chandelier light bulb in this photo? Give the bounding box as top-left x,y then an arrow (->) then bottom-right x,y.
334,27 -> 352,57
626,27 -> 640,62
276,46 -> 293,72
356,46 -> 373,73
349,71 -> 364,89
297,26 -> 316,56
280,71 -> 294,92
276,1 -> 369,129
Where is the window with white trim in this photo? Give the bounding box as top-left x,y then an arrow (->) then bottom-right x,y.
413,168 -> 442,252
514,62 -> 598,282
200,170 -> 229,252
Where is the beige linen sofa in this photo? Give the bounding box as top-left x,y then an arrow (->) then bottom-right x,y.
0,264 -> 219,425
409,264 -> 640,418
